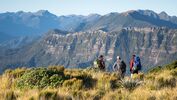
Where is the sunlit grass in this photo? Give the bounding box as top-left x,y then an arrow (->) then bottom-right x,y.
0,60 -> 176,100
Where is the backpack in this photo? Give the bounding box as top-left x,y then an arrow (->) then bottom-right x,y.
93,59 -> 99,68
94,59 -> 104,68
120,61 -> 126,73
133,56 -> 142,71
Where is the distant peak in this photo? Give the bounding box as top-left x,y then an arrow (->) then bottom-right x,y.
37,10 -> 49,13
105,12 -> 119,16
35,10 -> 50,16
158,11 -> 170,20
87,13 -> 101,17
124,10 -> 136,13
127,9 -> 159,18
137,9 -> 157,15
121,10 -> 160,16
16,11 -> 24,14
159,11 -> 168,16
121,10 -> 137,16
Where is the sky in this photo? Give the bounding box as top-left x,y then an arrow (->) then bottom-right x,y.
0,0 -> 177,16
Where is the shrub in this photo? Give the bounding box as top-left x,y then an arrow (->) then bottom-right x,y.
120,79 -> 141,91
49,74 -> 64,87
64,69 -> 85,79
16,68 -> 49,89
48,66 -> 65,76
16,68 -> 65,89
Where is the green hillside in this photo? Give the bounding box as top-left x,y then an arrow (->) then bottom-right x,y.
0,60 -> 177,100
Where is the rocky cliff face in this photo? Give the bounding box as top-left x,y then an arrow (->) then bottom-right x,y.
41,28 -> 177,70
1,27 -> 176,73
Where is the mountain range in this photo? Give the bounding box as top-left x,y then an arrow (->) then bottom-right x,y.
0,9 -> 177,73
1,9 -> 177,36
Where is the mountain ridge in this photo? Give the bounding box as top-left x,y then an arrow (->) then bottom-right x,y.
0,9 -> 177,73
0,9 -> 177,37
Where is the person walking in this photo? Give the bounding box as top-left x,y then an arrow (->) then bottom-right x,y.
130,55 -> 142,78
112,56 -> 126,78
94,55 -> 106,71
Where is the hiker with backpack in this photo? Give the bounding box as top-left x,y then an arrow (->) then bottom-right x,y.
112,56 -> 126,78
94,55 -> 106,71
130,55 -> 142,78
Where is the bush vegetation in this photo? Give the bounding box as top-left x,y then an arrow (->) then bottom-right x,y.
0,60 -> 176,100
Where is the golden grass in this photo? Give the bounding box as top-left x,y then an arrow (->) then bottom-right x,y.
0,64 -> 176,100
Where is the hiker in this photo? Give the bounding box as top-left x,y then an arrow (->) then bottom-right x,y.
94,55 -> 106,71
112,56 -> 126,78
130,55 -> 142,78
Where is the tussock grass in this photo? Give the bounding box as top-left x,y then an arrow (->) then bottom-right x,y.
120,79 -> 142,91
0,60 -> 176,100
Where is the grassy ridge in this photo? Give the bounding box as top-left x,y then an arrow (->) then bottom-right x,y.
0,61 -> 177,100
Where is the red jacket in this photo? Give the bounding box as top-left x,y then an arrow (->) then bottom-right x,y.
130,58 -> 134,72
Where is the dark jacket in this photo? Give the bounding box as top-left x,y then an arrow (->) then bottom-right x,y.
97,59 -> 105,70
113,60 -> 126,73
